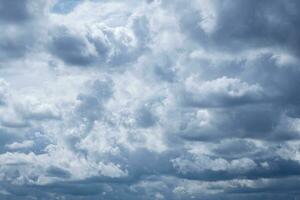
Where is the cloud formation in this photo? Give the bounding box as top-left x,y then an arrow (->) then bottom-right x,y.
1,0 -> 300,199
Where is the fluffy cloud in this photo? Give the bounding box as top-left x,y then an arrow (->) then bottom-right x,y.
0,0 -> 300,199
183,76 -> 264,107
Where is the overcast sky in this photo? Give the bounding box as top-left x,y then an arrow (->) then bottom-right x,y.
1,0 -> 300,199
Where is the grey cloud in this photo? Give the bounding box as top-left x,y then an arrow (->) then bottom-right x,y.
182,76 -> 264,108
176,103 -> 300,142
48,12 -> 150,67
0,80 -> 8,105
0,0 -> 32,24
76,78 -> 114,124
172,153 -> 300,181
0,0 -> 46,61
1,0 -> 300,199
174,0 -> 300,55
49,27 -> 98,66
0,129 -> 24,153
212,0 -> 300,55
0,35 -> 28,60
46,166 -> 71,179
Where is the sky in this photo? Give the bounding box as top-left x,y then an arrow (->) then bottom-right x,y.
0,0 -> 300,199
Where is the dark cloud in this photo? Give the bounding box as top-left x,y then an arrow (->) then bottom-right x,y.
0,0 -> 31,23
46,166 -> 71,179
173,153 -> 300,181
0,0 -> 46,62
49,27 -> 98,66
175,0 -> 300,55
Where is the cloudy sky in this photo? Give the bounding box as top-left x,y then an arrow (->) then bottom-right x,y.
1,0 -> 300,199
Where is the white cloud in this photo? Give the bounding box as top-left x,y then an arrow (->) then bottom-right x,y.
184,76 -> 264,107
5,140 -> 34,150
0,0 -> 300,199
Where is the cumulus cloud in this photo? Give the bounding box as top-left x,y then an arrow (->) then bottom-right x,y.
183,76 -> 264,107
1,0 -> 300,199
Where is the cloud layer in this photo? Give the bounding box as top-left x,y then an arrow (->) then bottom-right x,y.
1,0 -> 300,199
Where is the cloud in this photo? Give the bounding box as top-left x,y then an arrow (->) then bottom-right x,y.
0,79 -> 8,105
0,0 -> 36,23
0,0 -> 48,62
48,26 -> 98,66
5,140 -> 34,150
47,1 -> 150,67
0,0 -> 300,199
183,76 -> 264,107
